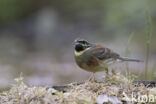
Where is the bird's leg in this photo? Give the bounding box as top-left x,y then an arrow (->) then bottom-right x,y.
111,69 -> 116,75
106,68 -> 109,75
87,72 -> 95,82
105,68 -> 109,80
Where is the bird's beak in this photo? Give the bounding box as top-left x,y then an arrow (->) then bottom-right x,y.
72,40 -> 79,46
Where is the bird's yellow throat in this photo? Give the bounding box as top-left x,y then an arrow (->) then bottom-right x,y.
74,47 -> 90,56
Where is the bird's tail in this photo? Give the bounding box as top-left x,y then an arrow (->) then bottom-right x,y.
117,57 -> 143,62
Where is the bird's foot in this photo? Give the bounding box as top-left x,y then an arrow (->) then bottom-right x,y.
86,73 -> 96,83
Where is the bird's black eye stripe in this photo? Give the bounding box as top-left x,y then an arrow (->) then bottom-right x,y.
78,40 -> 88,44
83,41 -> 87,44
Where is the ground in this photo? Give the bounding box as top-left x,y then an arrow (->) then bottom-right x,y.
0,73 -> 156,104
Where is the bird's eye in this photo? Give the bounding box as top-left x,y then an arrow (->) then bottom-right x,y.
79,40 -> 88,45
82,41 -> 86,44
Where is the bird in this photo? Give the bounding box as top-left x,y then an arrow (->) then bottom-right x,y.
73,38 -> 142,81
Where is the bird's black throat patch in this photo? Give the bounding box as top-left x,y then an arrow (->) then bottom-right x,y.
75,44 -> 85,52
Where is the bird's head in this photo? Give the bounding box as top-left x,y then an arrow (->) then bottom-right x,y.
73,38 -> 93,52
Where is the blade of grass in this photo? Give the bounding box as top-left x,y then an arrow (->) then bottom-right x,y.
144,10 -> 152,79
125,33 -> 134,76
149,64 -> 155,80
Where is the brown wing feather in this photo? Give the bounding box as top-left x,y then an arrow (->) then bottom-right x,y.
92,44 -> 120,60
92,44 -> 142,62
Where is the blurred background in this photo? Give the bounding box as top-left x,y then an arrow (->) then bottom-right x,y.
0,0 -> 156,90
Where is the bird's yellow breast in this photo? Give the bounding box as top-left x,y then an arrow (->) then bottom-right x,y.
74,48 -> 90,56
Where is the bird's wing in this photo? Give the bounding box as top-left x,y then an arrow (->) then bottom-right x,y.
92,44 -> 120,61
